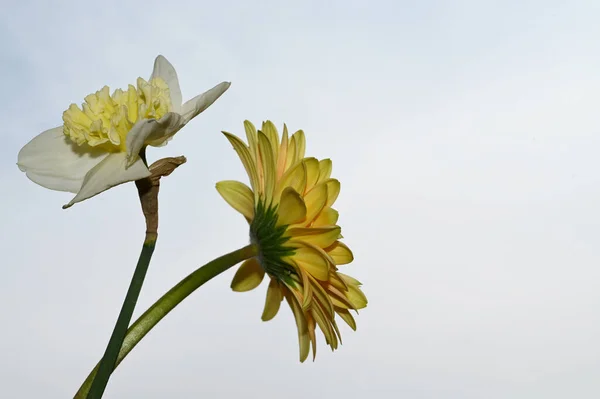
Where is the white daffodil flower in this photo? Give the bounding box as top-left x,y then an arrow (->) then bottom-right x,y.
17,55 -> 231,209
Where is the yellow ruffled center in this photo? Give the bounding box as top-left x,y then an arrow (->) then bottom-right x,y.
62,77 -> 173,152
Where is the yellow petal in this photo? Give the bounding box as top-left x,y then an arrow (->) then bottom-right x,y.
336,276 -> 368,309
325,179 -> 340,208
303,158 -> 320,194
313,207 -> 339,227
215,180 -> 255,221
230,258 -> 265,292
329,271 -> 349,291
276,125 -> 289,178
287,226 -> 341,248
222,132 -> 259,197
308,274 -> 334,318
328,292 -> 353,309
302,183 -> 328,225
317,159 -> 332,183
326,241 -> 354,265
331,318 -> 343,345
276,160 -> 306,200
311,301 -> 337,349
285,134 -> 297,171
285,292 -> 311,362
292,130 -> 306,163
336,308 -> 357,331
326,284 -> 355,309
258,131 -> 276,202
276,187 -> 307,226
289,246 -> 330,281
244,120 -> 258,161
301,270 -> 312,309
348,286 -> 368,309
338,272 -> 362,286
261,278 -> 283,321
307,314 -> 317,361
261,120 -> 280,158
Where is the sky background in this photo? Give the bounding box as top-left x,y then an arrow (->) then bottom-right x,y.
2,0 -> 600,398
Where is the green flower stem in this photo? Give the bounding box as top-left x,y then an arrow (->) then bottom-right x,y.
75,244 -> 258,399
85,235 -> 157,399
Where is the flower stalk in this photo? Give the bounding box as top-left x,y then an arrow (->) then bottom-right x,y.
84,155 -> 186,399
75,244 -> 258,399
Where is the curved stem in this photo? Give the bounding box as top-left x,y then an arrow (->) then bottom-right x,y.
85,235 -> 157,399
75,244 -> 258,399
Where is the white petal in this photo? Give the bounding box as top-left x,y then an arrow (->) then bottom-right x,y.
150,55 -> 182,112
125,113 -> 184,166
63,152 -> 151,209
180,81 -> 231,125
17,126 -> 109,193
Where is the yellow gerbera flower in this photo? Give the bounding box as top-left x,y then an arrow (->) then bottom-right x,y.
216,120 -> 367,362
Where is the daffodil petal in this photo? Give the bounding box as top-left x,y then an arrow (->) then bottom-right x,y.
326,241 -> 354,265
215,180 -> 255,220
261,278 -> 283,321
150,55 -> 182,112
287,226 -> 341,248
125,113 -> 184,165
180,81 -> 231,124
276,187 -> 307,226
231,258 -> 265,292
62,152 -> 151,209
17,127 -> 109,193
289,246 -> 330,281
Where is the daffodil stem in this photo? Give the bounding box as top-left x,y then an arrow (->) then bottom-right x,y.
75,244 -> 258,399
85,235 -> 157,399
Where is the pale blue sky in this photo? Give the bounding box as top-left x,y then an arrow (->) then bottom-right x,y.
2,1 -> 600,398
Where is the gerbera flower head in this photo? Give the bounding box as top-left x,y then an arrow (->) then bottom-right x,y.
216,120 -> 367,362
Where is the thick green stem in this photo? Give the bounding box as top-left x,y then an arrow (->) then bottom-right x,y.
75,244 -> 258,399
85,236 -> 157,399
